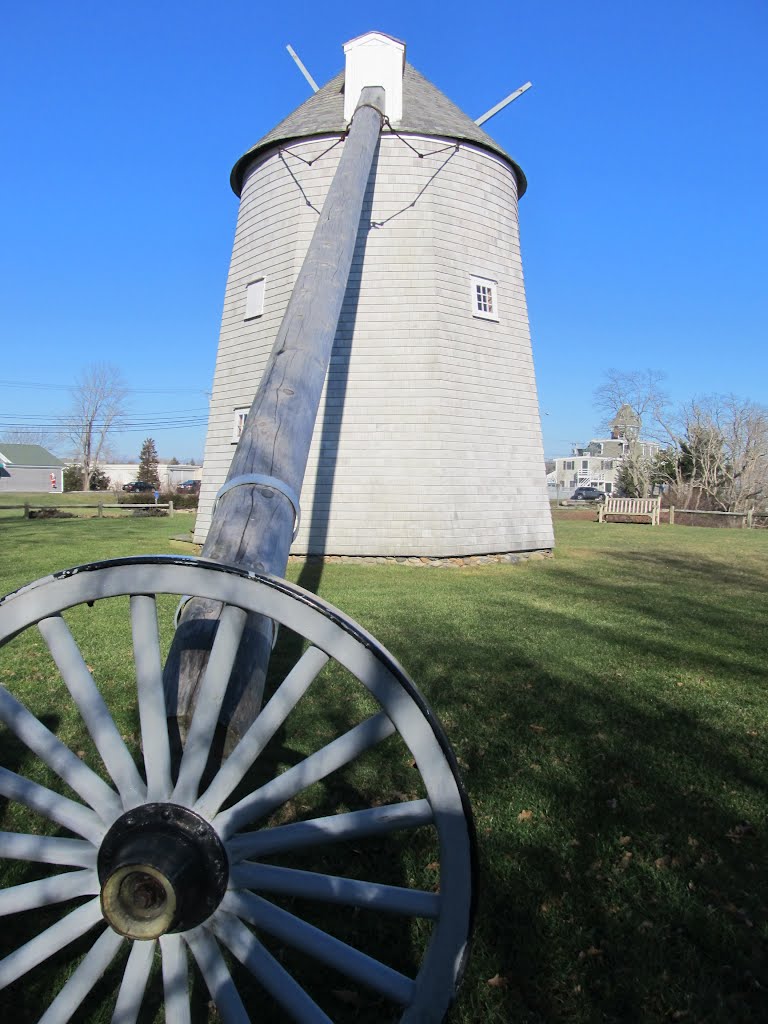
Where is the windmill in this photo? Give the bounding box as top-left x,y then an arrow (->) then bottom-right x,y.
0,31 -> 549,1022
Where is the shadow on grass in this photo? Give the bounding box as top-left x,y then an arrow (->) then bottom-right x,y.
381,556 -> 768,1022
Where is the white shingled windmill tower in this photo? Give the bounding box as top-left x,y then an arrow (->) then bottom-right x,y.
0,31 -> 555,1023
196,31 -> 553,560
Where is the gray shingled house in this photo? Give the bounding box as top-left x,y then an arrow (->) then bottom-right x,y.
0,444 -> 64,492
197,31 -> 554,558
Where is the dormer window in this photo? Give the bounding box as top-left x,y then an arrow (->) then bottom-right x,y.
470,275 -> 499,322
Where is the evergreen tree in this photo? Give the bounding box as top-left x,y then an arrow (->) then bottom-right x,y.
137,438 -> 160,488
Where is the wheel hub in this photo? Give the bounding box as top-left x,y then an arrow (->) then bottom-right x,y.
97,803 -> 228,939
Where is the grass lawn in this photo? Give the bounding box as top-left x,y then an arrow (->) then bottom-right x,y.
0,515 -> 766,1022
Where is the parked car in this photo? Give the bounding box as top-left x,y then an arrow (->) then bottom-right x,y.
177,479 -> 200,493
122,480 -> 154,493
571,486 -> 606,502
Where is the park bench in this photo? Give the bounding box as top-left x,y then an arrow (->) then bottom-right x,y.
598,495 -> 661,525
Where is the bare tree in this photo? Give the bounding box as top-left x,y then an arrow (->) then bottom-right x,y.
674,395 -> 768,512
594,368 -> 670,440
0,426 -> 63,450
62,364 -> 128,490
594,369 -> 672,496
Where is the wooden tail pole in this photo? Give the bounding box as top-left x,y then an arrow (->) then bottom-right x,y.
163,87 -> 385,753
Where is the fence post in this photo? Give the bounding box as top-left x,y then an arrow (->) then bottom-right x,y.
168,500 -> 174,517
747,508 -> 754,529
669,505 -> 675,526
598,502 -> 604,523
23,502 -> 30,519
98,503 -> 103,519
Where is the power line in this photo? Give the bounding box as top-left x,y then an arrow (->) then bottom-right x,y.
0,380 -> 210,395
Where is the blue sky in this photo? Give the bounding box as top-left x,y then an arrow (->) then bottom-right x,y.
1,1 -> 765,461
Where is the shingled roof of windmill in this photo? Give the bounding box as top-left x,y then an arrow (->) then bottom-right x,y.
231,64 -> 527,197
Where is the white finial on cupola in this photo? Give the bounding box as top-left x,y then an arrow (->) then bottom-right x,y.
343,31 -> 405,124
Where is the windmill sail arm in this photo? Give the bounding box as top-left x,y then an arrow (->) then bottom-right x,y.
474,81 -> 532,126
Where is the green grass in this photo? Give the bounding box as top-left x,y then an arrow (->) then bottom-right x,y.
0,517 -> 766,1022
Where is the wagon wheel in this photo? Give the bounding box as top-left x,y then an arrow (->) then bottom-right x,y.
0,556 -> 475,1023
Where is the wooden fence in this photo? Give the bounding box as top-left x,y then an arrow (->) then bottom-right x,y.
598,496 -> 661,525
668,507 -> 765,528
0,502 -> 174,518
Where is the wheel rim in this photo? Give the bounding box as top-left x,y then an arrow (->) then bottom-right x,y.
0,556 -> 476,1022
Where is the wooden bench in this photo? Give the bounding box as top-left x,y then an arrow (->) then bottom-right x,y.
598,496 -> 661,525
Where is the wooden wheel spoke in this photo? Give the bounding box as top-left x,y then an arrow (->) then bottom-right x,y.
0,868 -> 98,916
172,604 -> 248,806
37,615 -> 146,808
0,897 -> 103,989
0,831 -> 96,868
195,645 -> 329,820
37,927 -> 124,1024
0,685 -> 122,824
226,799 -> 434,862
210,910 -> 333,1024
130,595 -> 172,802
215,711 -> 396,838
222,890 -> 416,1005
0,766 -> 105,844
111,938 -> 156,1024
159,934 -> 191,1024
232,861 -> 440,919
183,926 -> 250,1024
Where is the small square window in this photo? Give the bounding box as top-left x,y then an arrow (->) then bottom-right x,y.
232,407 -> 249,443
470,275 -> 499,322
245,278 -> 265,319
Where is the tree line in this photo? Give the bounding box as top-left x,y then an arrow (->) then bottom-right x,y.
596,370 -> 768,513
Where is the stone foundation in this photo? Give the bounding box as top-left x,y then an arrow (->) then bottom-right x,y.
287,549 -> 553,568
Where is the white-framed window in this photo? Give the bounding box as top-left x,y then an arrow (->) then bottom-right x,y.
564,460 -> 575,471
232,407 -> 249,443
470,275 -> 499,321
244,277 -> 265,319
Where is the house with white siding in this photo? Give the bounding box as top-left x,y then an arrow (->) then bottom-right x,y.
548,406 -> 661,498
196,32 -> 553,557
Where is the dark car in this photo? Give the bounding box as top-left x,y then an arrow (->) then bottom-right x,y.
177,479 -> 200,493
571,486 -> 606,502
122,480 -> 154,493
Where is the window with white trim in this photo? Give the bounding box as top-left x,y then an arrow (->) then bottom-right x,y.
470,275 -> 499,321
232,408 -> 249,443
244,277 -> 265,319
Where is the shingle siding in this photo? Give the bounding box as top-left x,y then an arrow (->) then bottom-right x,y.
196,133 -> 553,555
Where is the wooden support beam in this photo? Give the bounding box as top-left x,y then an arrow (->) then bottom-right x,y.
163,87 -> 385,755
